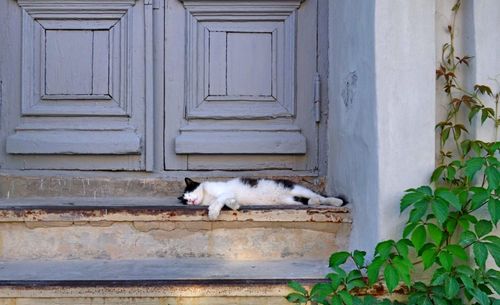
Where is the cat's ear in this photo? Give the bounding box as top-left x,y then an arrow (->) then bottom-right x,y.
185,177 -> 197,186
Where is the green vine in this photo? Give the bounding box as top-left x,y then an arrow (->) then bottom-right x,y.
286,1 -> 499,305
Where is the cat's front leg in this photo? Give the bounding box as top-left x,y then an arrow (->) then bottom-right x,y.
208,201 -> 224,220
207,193 -> 237,220
224,198 -> 240,210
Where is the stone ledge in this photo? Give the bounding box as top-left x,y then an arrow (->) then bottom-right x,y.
0,259 -> 327,297
0,259 -> 408,299
0,197 -> 351,223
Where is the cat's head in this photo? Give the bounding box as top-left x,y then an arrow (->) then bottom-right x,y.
178,177 -> 203,205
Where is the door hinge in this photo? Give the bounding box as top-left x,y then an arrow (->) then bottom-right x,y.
314,73 -> 321,123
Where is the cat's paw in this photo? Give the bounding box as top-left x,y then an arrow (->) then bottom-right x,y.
208,205 -> 221,220
308,197 -> 321,206
225,198 -> 240,210
322,197 -> 344,207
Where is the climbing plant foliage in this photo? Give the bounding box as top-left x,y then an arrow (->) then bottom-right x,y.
286,1 -> 500,305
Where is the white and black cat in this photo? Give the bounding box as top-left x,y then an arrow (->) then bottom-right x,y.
178,177 -> 345,220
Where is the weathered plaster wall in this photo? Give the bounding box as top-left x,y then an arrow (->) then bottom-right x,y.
328,0 -> 436,251
327,0 -> 378,252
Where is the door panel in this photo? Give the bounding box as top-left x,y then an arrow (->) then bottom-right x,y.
165,0 -> 319,171
3,0 -> 153,170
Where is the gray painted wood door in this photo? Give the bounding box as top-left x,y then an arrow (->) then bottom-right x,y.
164,0 -> 322,171
0,0 -> 325,172
0,0 -> 154,170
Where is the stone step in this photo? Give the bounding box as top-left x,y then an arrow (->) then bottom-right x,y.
0,258 -> 331,283
0,259 -> 405,304
0,258 -> 332,304
0,197 -> 351,261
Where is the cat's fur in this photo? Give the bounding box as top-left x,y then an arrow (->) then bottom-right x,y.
178,177 -> 344,220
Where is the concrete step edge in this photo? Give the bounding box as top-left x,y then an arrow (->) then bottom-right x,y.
0,197 -> 351,223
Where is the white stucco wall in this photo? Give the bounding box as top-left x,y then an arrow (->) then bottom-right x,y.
436,0 -> 499,141
467,1 -> 500,141
374,1 -> 436,244
328,0 -> 436,251
435,0 -> 500,270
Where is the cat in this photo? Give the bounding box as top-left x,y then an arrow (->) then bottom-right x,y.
178,177 -> 345,220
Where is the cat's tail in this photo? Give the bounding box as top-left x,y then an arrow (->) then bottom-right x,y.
308,196 -> 344,207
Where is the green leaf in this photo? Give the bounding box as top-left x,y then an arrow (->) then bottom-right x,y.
367,257 -> 384,285
459,274 -> 474,290
328,273 -> 344,290
435,188 -> 461,210
400,191 -> 428,213
392,256 -> 411,287
431,166 -> 446,183
475,220 -> 493,238
346,279 -> 366,291
375,240 -> 394,259
384,264 -> 399,293
438,252 -> 454,272
330,266 -> 347,279
331,294 -> 342,305
485,242 -> 500,267
488,197 -> 500,224
415,186 -> 433,195
286,293 -> 308,304
444,277 -> 460,299
459,230 -> 477,246
469,106 -> 482,123
427,223 -> 444,245
431,296 -> 449,305
431,268 -> 447,286
446,245 -> 468,260
481,109 -> 489,124
456,265 -> 474,276
395,239 -> 410,258
486,276 -> 500,295
431,198 -> 449,224
470,288 -> 491,305
411,225 -> 426,251
486,166 -> 500,190
447,166 -> 456,181
409,201 -> 429,223
352,250 -> 366,268
403,223 -> 418,238
338,290 -> 353,305
483,235 -> 500,244
466,157 -> 485,179
329,251 -> 350,268
471,187 -> 489,210
422,247 -> 437,270
346,270 -> 363,283
310,283 -> 334,299
288,281 -> 308,295
473,242 -> 488,268
445,218 -> 458,236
